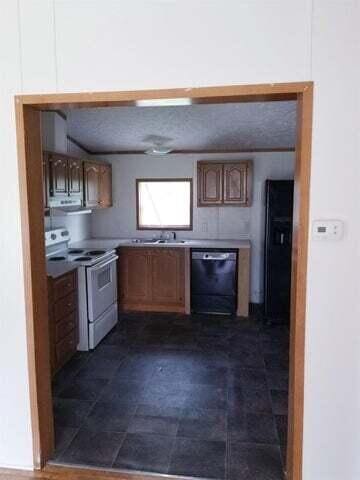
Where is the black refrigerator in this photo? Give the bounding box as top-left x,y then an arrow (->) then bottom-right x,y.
264,180 -> 294,323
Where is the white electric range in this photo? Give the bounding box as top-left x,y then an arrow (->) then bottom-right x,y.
45,228 -> 118,351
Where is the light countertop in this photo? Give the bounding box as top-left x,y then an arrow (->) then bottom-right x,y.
69,237 -> 251,250
47,238 -> 250,278
47,262 -> 78,279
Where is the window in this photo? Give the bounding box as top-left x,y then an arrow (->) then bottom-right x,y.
136,178 -> 193,230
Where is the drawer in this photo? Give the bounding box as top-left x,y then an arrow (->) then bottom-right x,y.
56,329 -> 77,367
53,271 -> 77,301
55,311 -> 77,342
54,291 -> 77,322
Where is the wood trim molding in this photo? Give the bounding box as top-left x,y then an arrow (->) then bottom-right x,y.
286,84 -> 313,480
0,463 -> 192,480
15,101 -> 55,468
17,81 -> 312,108
14,81 -> 313,480
66,135 -> 92,155
87,146 -> 296,155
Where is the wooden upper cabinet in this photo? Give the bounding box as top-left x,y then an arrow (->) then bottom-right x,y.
223,162 -> 251,205
151,249 -> 184,306
83,162 -> 100,207
51,154 -> 68,197
197,163 -> 223,205
68,158 -> 83,197
99,164 -> 112,208
197,160 -> 252,207
84,161 -> 112,208
45,152 -> 84,204
44,154 -> 112,209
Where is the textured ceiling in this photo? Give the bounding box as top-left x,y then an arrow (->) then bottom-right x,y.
66,101 -> 297,152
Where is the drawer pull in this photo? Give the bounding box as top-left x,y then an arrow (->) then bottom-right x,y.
67,303 -> 72,307
67,283 -> 72,287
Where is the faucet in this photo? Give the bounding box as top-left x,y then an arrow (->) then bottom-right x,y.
158,231 -> 176,242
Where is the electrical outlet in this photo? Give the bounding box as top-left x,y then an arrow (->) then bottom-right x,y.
201,222 -> 208,233
312,220 -> 344,240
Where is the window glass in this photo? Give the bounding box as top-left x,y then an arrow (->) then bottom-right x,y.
137,179 -> 192,230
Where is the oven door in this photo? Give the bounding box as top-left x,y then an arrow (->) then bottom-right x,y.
86,255 -> 118,322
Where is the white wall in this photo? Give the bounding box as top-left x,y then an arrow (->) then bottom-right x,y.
41,112 -> 92,243
0,2 -> 33,469
0,1 -> 359,478
91,152 -> 295,303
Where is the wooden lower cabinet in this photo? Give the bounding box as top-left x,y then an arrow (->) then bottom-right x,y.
119,248 -> 152,305
118,247 -> 185,313
48,270 -> 78,376
151,250 -> 184,306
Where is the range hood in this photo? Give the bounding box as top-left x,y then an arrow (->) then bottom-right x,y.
50,207 -> 92,216
48,198 -> 92,215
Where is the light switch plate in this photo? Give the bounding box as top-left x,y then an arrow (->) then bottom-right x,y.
312,219 -> 344,240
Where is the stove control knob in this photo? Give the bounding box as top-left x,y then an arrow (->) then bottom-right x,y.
51,233 -> 56,240
61,230 -> 69,237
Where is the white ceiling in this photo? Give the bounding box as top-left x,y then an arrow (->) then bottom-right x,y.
66,101 -> 297,153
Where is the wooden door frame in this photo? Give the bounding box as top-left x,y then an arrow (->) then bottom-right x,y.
15,82 -> 313,480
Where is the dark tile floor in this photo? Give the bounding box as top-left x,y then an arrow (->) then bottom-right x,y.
51,312 -> 289,479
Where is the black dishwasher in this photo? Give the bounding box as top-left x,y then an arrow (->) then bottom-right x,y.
191,250 -> 237,314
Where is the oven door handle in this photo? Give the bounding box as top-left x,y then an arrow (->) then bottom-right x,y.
88,255 -> 118,272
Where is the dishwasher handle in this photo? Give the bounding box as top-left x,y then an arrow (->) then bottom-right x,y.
192,251 -> 237,261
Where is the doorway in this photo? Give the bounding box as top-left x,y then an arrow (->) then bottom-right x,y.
15,82 -> 313,480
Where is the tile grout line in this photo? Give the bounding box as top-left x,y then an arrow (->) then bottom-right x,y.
53,313 -> 288,477
225,363 -> 231,480
110,430 -> 128,469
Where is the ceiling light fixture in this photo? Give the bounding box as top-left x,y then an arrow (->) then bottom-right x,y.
145,145 -> 173,156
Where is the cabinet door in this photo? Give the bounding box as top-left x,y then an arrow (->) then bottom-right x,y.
223,162 -> 251,206
119,248 -> 151,305
83,162 -> 100,207
151,249 -> 185,306
99,164 -> 112,208
50,154 -> 68,197
197,163 -> 223,206
68,158 -> 83,197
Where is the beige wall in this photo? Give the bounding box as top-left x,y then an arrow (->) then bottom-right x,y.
91,152 -> 295,303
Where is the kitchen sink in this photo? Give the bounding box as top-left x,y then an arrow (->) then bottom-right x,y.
132,238 -> 187,245
157,239 -> 186,244
132,238 -> 160,244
